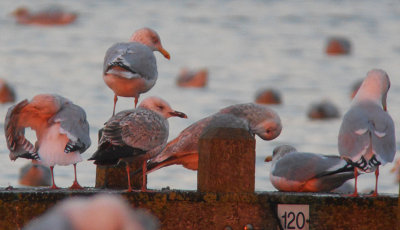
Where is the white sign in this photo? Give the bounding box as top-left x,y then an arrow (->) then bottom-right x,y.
277,204 -> 309,230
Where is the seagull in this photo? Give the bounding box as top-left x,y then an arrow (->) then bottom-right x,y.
5,94 -> 91,189
338,69 -> 396,197
103,27 -> 170,116
89,96 -> 186,192
23,194 -> 159,230
145,103 -> 282,174
265,145 -> 354,192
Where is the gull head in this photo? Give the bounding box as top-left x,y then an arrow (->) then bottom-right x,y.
353,69 -> 390,111
139,97 -> 187,119
129,27 -> 170,60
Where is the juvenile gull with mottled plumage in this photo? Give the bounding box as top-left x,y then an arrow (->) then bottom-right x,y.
145,103 -> 282,174
89,96 -> 186,192
5,94 -> 91,189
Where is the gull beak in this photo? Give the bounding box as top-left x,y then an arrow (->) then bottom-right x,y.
169,111 -> 187,118
158,47 -> 170,60
264,156 -> 273,162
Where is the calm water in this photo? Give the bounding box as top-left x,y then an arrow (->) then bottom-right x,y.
1,0 -> 399,194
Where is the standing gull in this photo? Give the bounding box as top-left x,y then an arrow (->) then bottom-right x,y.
265,145 -> 354,192
89,97 -> 186,192
103,27 -> 170,116
338,69 -> 396,196
145,103 -> 282,173
5,94 -> 91,189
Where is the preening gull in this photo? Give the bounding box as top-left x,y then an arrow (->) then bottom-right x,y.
103,27 -> 170,116
89,96 -> 186,192
145,103 -> 282,174
265,145 -> 354,192
5,94 -> 91,189
338,69 -> 396,196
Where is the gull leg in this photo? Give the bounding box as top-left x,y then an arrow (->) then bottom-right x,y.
50,166 -> 60,189
134,96 -> 139,108
113,94 -> 118,116
126,165 -> 132,192
344,168 -> 358,197
141,160 -> 147,192
367,166 -> 379,197
69,164 -> 83,189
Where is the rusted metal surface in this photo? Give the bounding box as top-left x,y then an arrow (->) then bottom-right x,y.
95,161 -> 145,190
198,127 -> 255,193
0,189 -> 397,230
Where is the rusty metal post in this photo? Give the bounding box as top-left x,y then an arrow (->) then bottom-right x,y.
197,127 -> 255,193
94,129 -> 145,190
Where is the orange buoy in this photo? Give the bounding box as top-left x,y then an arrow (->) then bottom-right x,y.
19,160 -> 52,187
0,79 -> 15,104
254,88 -> 282,105
12,6 -> 77,26
325,37 -> 351,55
176,68 -> 208,88
307,100 -> 340,120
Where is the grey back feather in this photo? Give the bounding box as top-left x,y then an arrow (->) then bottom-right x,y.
272,152 -> 348,181
104,42 -> 157,81
202,113 -> 251,135
339,102 -> 396,164
219,103 -> 280,130
49,100 -> 91,153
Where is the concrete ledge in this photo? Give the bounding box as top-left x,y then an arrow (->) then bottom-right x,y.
0,188 -> 398,230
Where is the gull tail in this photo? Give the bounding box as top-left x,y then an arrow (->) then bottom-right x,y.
316,160 -> 355,178
130,157 -> 181,177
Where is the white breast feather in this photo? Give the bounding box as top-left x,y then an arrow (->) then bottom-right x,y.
38,124 -> 82,167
